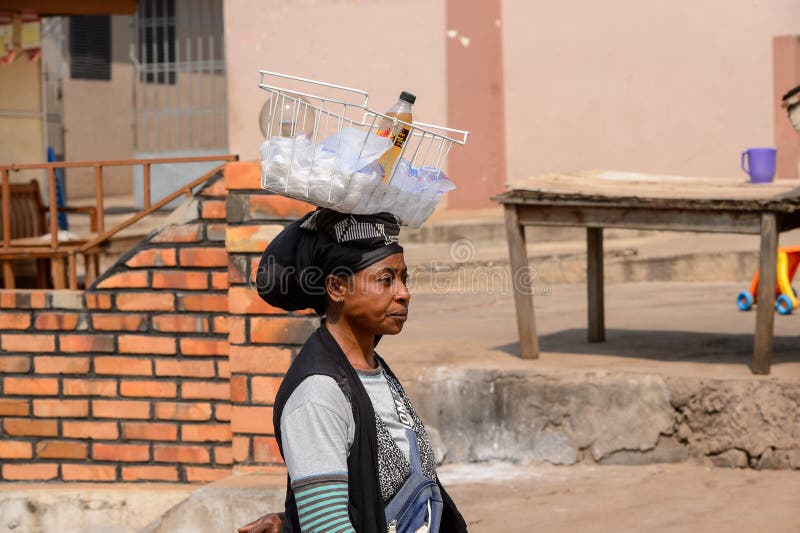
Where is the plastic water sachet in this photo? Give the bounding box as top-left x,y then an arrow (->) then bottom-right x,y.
260,131 -> 454,227
339,166 -> 383,212
319,127 -> 391,174
260,134 -> 314,197
310,128 -> 389,206
261,128 -> 391,208
404,166 -> 456,228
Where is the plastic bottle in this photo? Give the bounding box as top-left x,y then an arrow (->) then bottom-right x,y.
376,91 -> 416,182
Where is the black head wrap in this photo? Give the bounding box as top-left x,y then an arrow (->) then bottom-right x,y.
255,208 -> 404,314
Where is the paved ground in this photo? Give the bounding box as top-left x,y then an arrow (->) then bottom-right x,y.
380,281 -> 800,380
440,462 -> 800,533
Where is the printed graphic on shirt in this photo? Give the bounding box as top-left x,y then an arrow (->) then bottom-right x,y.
384,372 -> 438,482
388,382 -> 414,429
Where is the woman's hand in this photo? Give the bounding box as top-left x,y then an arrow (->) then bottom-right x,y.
237,512 -> 284,533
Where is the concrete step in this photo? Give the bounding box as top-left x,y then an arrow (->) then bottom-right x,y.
62,195 -> 800,288
140,473 -> 286,533
401,207 -> 652,244
69,194 -> 175,235
63,195 -> 184,279
403,229 -> 800,289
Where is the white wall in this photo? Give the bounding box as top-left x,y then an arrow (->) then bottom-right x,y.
224,0 -> 447,161
502,0 -> 800,180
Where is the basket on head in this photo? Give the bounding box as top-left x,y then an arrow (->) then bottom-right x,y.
257,70 -> 469,228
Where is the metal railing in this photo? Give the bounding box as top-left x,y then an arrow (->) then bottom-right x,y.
1,154 -> 238,289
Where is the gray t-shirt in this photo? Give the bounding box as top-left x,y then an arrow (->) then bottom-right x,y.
280,365 -> 413,487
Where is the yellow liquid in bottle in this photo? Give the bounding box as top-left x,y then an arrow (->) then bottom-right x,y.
377,111 -> 412,183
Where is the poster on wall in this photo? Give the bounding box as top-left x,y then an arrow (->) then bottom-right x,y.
20,10 -> 41,62
0,12 -> 13,64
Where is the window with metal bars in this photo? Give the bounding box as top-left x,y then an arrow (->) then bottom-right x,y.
139,0 -> 177,84
69,16 -> 111,81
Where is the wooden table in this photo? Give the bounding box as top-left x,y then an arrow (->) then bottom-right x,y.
492,171 -> 800,375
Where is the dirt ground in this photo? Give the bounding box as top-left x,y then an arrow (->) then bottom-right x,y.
440,462 -> 800,533
381,281 -> 800,379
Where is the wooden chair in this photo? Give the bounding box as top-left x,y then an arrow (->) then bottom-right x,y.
0,180 -> 98,289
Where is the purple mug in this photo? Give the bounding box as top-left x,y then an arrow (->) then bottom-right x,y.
741,147 -> 777,184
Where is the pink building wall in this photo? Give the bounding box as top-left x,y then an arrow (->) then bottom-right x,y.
223,0 -> 447,163
502,0 -> 800,182
223,0 -> 800,209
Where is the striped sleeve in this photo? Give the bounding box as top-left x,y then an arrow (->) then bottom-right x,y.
293,480 -> 355,533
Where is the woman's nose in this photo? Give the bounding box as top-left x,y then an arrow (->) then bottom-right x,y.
395,279 -> 410,302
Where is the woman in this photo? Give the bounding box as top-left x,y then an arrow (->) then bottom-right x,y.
239,209 -> 467,533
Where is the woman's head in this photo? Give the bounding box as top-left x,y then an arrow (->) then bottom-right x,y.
256,209 -> 406,321
324,252 -> 410,335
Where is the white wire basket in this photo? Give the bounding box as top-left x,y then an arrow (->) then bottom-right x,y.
257,70 -> 469,228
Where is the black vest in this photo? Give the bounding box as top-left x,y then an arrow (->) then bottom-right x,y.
272,325 -> 467,533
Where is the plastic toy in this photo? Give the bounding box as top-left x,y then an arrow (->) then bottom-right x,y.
737,245 -> 800,315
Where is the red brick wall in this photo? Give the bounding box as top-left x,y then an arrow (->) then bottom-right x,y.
224,163 -> 318,472
0,164 -> 316,482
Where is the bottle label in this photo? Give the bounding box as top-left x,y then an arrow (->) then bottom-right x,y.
393,127 -> 410,148
379,125 -> 412,183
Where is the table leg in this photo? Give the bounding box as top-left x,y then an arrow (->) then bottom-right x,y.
2,260 -> 14,289
587,227 -> 605,342
753,213 -> 778,374
504,204 -> 540,359
51,256 -> 65,290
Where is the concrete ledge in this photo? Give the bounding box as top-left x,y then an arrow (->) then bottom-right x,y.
401,367 -> 800,469
0,473 -> 286,533
0,483 -> 192,532
141,472 -> 286,533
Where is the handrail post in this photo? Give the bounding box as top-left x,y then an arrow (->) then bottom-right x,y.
2,168 -> 10,248
94,164 -> 105,235
68,251 -> 78,290
1,168 -> 11,287
143,163 -> 151,210
47,167 -> 58,249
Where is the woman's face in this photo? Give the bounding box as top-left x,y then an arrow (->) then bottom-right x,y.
341,252 -> 410,335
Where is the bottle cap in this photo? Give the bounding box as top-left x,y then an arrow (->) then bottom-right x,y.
399,91 -> 416,104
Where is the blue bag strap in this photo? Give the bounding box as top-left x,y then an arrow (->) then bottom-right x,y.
405,428 -> 423,474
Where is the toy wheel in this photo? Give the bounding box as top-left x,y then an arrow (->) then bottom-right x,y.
776,294 -> 793,315
737,291 -> 754,311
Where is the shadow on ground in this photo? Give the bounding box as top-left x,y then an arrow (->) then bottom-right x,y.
495,328 -> 800,366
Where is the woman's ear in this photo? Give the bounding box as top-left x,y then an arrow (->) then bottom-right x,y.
325,274 -> 348,304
